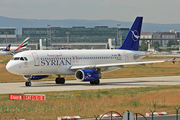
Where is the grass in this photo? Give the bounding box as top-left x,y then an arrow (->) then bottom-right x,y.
0,85 -> 180,119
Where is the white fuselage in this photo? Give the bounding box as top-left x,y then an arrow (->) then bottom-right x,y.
0,51 -> 11,55
6,49 -> 145,75
0,46 -> 27,52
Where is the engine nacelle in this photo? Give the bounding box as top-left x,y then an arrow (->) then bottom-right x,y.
75,69 -> 101,81
23,75 -> 49,80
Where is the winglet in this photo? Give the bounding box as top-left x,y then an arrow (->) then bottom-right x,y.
14,37 -> 29,52
3,44 -> 11,51
119,17 -> 143,51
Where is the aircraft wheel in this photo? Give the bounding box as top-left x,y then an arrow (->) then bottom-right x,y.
56,78 -> 65,84
55,78 -> 61,84
94,79 -> 100,85
61,78 -> 65,84
90,81 -> 95,85
29,82 -> 31,86
25,82 -> 31,86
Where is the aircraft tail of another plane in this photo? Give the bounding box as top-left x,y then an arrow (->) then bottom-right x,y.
14,37 -> 29,52
3,44 -> 11,51
119,17 -> 143,51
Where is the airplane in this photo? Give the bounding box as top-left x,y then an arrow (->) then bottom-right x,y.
0,44 -> 11,55
0,37 -> 29,53
6,17 -> 167,86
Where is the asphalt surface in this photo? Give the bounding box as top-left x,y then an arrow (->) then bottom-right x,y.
0,76 -> 180,94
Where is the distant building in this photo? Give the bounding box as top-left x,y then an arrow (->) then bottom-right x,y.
170,29 -> 180,39
141,31 -> 176,47
161,32 -> 175,47
0,27 -> 16,46
152,31 -> 175,47
1,27 -> 179,50
22,27 -> 129,49
140,32 -> 153,45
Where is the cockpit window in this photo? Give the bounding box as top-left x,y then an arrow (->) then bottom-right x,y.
20,57 -> 24,61
11,57 -> 28,61
11,57 -> 14,60
14,57 -> 20,60
24,57 -> 28,61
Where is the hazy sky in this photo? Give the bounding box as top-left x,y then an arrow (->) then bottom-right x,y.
0,0 -> 180,24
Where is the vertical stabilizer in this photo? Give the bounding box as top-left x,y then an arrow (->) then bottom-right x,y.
3,44 -> 11,51
14,37 -> 29,52
119,17 -> 143,51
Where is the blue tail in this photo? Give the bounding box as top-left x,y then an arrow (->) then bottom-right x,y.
119,17 -> 143,51
3,44 -> 11,51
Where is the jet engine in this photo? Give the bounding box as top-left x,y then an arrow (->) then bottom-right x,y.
75,69 -> 101,81
23,75 -> 49,80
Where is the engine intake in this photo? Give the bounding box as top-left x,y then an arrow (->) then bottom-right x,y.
75,69 -> 101,81
23,75 -> 49,80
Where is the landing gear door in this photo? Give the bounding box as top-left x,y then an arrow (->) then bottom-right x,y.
32,52 -> 40,66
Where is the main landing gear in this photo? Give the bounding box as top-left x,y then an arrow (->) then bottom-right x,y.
90,79 -> 100,85
55,75 -> 65,84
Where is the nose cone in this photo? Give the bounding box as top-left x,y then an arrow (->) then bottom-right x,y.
6,61 -> 18,74
6,62 -> 13,73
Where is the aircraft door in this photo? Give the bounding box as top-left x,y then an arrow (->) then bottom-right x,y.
32,52 -> 40,66
123,51 -> 129,62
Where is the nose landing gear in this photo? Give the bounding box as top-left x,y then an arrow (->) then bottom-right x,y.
25,75 -> 31,86
25,81 -> 31,86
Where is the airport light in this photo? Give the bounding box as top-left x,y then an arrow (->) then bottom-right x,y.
47,24 -> 51,49
4,32 -> 9,46
177,40 -> 180,51
66,32 -> 70,49
117,24 -> 120,48
117,24 -> 123,47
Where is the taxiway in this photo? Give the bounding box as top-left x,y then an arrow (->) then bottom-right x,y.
0,76 -> 180,94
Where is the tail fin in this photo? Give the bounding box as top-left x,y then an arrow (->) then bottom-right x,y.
119,17 -> 143,51
3,44 -> 11,51
14,37 -> 29,52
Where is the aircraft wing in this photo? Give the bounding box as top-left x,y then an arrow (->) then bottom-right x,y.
70,60 -> 167,70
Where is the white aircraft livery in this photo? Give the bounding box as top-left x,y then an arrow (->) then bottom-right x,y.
6,17 -> 166,86
0,44 -> 11,56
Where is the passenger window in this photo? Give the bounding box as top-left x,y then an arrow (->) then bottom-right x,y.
20,57 -> 24,61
